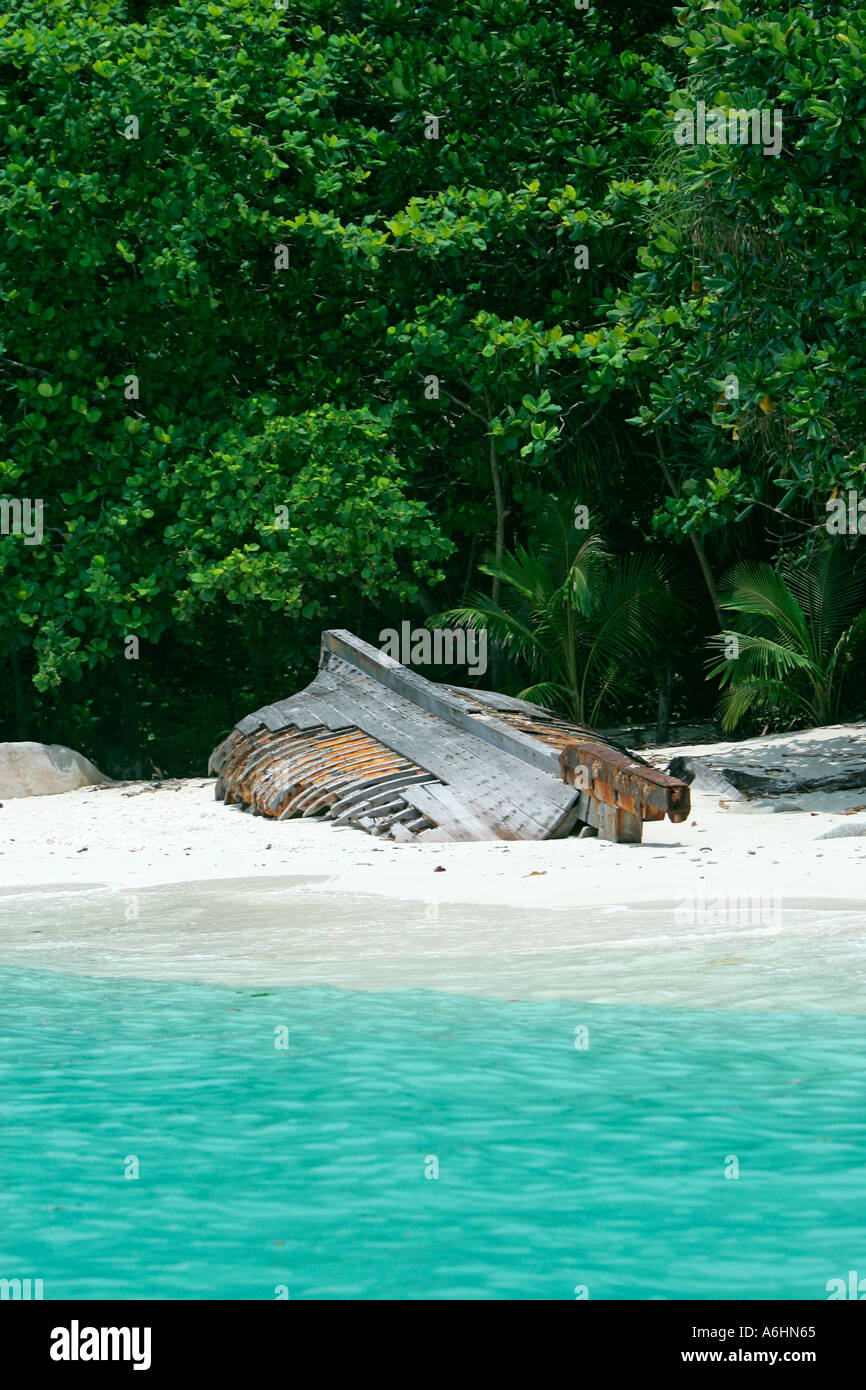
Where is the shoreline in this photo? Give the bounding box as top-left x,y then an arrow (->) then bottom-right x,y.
1,877 -> 864,1009
1,723 -> 865,913
2,722 -> 865,1008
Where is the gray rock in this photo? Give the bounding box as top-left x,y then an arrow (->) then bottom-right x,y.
666,756 -> 745,801
667,752 -> 866,803
724,798 -> 789,814
0,742 -> 112,798
818,822 -> 866,840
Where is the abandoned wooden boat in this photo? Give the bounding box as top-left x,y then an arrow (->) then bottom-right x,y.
208,629 -> 690,843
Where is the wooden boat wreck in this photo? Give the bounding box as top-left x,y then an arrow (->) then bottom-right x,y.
209,629 -> 690,843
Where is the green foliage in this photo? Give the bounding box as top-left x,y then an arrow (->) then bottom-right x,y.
0,0 -> 862,769
1,0 -> 668,768
434,502 -> 687,724
607,0 -> 866,545
707,546 -> 866,730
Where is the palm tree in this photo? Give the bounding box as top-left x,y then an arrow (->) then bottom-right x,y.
432,501 -> 685,724
706,545 -> 866,731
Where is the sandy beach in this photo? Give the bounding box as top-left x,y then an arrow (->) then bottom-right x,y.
3,723 -> 865,913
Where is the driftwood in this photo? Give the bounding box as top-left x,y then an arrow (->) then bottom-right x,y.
561,741 -> 691,843
209,630 -> 690,843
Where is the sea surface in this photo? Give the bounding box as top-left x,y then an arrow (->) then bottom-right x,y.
0,881 -> 864,1299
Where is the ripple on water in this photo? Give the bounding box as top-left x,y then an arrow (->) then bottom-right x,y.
1,966 -> 865,1299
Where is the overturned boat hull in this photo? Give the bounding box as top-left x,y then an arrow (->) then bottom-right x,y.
209,630 -> 689,843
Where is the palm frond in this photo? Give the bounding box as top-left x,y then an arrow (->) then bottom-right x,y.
564,532 -> 609,616
431,598 -> 546,669
706,631 -> 819,687
516,680 -> 575,717
785,545 -> 866,663
533,501 -> 606,589
839,605 -> 866,657
581,554 -> 683,688
824,606 -> 866,716
710,549 -> 866,730
717,677 -> 817,733
477,546 -> 556,606
719,561 -> 810,651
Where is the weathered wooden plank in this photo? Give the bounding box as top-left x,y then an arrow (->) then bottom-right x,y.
401,815 -> 433,835
265,701 -> 328,732
262,688 -> 355,733
235,714 -> 263,736
299,698 -> 356,732
208,737 -> 232,775
239,736 -> 321,813
298,765 -> 417,816
339,784 -> 416,818
323,630 -> 565,777
363,798 -> 407,820
259,704 -> 293,732
389,817 -> 419,839
415,822 -> 484,843
402,782 -> 504,840
560,742 -> 690,821
240,732 -> 325,802
387,820 -> 416,842
222,743 -> 284,804
323,671 -> 573,838
326,655 -> 574,807
244,721 -> 427,819
387,804 -> 430,827
267,738 -> 355,791
595,802 -> 643,844
544,797 -> 584,839
330,770 -> 437,818
447,686 -> 555,719
260,701 -> 346,735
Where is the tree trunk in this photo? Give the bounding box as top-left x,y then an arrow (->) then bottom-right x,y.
654,432 -> 724,629
655,662 -> 674,743
488,428 -> 505,605
461,529 -> 477,604
484,397 -> 507,692
686,530 -> 724,630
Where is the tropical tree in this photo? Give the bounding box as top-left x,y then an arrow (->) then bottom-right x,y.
706,545 -> 866,731
3,0 -> 861,769
611,0 -> 866,556
0,0 -> 672,771
433,502 -> 686,724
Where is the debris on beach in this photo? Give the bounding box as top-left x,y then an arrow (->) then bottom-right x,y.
209,630 -> 690,844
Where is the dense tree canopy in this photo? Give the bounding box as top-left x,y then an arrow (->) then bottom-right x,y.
1,0 -> 863,773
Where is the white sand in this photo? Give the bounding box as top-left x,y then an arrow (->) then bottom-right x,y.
2,722 -> 865,912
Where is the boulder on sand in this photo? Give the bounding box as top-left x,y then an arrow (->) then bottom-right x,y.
0,742 -> 112,798
819,822 -> 866,839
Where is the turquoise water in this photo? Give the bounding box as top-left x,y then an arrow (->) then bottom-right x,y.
1,964 -> 865,1300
